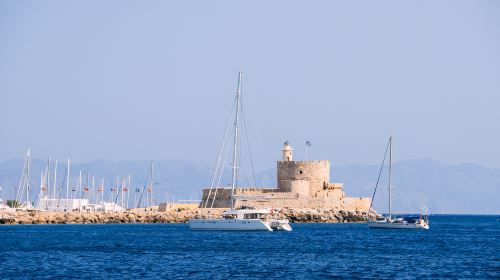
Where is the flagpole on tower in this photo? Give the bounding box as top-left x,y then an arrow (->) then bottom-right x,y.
305,140 -> 312,160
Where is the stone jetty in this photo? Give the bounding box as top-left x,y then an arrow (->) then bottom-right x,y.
0,208 -> 377,225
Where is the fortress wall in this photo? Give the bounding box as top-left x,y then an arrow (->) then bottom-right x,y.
199,186 -> 371,211
312,189 -> 345,199
342,197 -> 371,212
278,180 -> 309,197
199,188 -> 232,208
277,160 -> 330,195
199,188 -> 300,208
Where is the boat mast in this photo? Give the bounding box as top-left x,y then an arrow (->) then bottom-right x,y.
78,171 -> 82,199
388,136 -> 392,220
26,149 -> 31,209
47,158 -> 51,203
101,178 -> 104,206
128,175 -> 131,210
66,159 -> 70,199
230,72 -> 242,210
53,160 -> 58,200
150,161 -> 154,210
92,176 -> 95,204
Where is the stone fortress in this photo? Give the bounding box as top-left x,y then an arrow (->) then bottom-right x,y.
199,142 -> 371,211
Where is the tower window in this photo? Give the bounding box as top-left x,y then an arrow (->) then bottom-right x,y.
299,170 -> 303,175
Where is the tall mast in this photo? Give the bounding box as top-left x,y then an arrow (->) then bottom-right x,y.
47,158 -> 51,202
15,150 -> 28,204
92,176 -> 95,204
26,149 -> 31,209
150,161 -> 154,209
37,171 -> 43,209
53,160 -> 58,200
120,176 -> 125,208
66,159 -> 70,199
101,178 -> 104,206
230,72 -> 242,210
388,136 -> 392,220
87,173 -> 90,200
128,174 -> 131,210
78,171 -> 82,199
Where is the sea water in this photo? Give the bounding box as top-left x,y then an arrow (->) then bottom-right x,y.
0,215 -> 498,279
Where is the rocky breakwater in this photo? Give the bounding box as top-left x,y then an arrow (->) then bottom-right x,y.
0,209 -> 223,225
274,208 -> 378,223
0,208 -> 377,225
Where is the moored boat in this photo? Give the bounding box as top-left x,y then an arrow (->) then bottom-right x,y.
188,72 -> 291,232
189,208 -> 291,231
368,137 -> 429,230
368,212 -> 429,229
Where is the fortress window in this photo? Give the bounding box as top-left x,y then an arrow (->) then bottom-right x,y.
299,170 -> 303,175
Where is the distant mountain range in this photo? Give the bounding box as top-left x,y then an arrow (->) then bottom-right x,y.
0,158 -> 498,214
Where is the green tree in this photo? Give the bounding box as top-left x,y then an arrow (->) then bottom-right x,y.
6,200 -> 20,208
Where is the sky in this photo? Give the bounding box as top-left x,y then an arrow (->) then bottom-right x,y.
1,0 -> 499,171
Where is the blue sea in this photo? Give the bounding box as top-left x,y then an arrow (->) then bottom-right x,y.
0,215 -> 499,279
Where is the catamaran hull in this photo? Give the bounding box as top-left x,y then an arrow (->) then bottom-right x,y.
368,221 -> 429,230
189,219 -> 273,231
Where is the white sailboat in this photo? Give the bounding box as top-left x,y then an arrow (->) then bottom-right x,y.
15,149 -> 33,210
368,137 -> 429,230
189,72 -> 291,231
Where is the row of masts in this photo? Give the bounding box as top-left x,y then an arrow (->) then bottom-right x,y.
14,149 -> 156,210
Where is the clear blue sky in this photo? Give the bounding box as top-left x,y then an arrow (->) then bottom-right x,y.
1,1 -> 499,170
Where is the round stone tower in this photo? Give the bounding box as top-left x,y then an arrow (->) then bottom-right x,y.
277,142 -> 330,196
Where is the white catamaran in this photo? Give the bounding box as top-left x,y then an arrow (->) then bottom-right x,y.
189,72 -> 291,231
368,137 -> 429,230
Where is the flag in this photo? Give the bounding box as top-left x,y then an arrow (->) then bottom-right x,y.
123,188 -> 128,192
84,187 -> 89,192
135,188 -> 141,192
147,187 -> 152,193
306,141 -> 312,147
97,187 -> 103,192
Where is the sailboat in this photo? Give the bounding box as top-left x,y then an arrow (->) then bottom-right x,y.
368,137 -> 429,230
189,72 -> 292,231
15,148 -> 33,210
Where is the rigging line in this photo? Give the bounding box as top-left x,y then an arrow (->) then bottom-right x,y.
15,154 -> 29,202
137,162 -> 152,208
210,127 -> 235,208
41,166 -> 48,209
204,97 -> 237,207
114,176 -> 124,209
57,166 -> 68,207
204,99 -> 236,207
240,93 -> 257,187
237,141 -> 249,187
210,127 -> 234,208
369,138 -> 391,212
36,172 -> 43,209
237,133 -> 245,187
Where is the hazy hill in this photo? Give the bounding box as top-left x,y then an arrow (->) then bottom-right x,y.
0,159 -> 498,214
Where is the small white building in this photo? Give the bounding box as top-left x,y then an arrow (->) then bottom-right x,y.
39,198 -> 89,212
88,202 -> 125,212
38,198 -> 126,212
